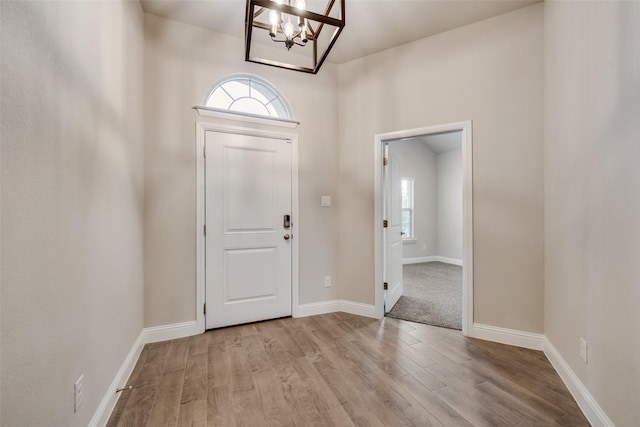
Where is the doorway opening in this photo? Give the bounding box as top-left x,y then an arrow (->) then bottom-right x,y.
374,122 -> 473,336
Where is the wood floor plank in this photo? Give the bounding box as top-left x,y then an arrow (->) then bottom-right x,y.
177,347 -> 207,426
270,319 -> 306,359
554,411 -> 592,427
207,341 -> 231,387
252,366 -> 296,427
136,341 -> 171,388
227,337 -> 255,394
422,354 -> 490,389
113,385 -> 157,427
307,332 -> 428,427
147,370 -> 185,427
288,324 -> 326,362
207,385 -> 236,427
272,360 -> 326,425
164,338 -> 190,373
475,380 -> 556,425
339,340 -> 445,426
291,356 -> 344,413
318,406 -> 358,427
125,345 -> 152,387
508,370 -> 589,420
108,314 -> 590,427
393,373 -> 474,427
480,374 -> 569,422
312,359 -> 387,427
232,389 -> 268,427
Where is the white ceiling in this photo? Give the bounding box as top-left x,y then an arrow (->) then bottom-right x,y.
419,131 -> 462,154
140,0 -> 540,64
391,131 -> 461,154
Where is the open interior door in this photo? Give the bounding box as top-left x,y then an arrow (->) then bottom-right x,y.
384,146 -> 403,313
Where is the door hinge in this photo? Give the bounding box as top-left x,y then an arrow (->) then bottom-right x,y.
383,220 -> 388,228
383,282 -> 388,290
203,303 -> 206,315
203,225 -> 206,236
203,145 -> 206,158
384,157 -> 388,166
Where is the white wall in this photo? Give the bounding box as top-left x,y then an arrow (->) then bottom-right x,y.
437,149 -> 462,261
389,141 -> 438,259
544,1 -> 640,425
0,1 -> 144,425
391,141 -> 462,263
338,4 -> 544,332
143,14 -> 340,326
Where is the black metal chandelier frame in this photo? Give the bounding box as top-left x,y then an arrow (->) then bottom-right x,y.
245,0 -> 346,74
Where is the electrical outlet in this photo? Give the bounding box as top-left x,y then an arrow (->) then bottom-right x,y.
324,276 -> 332,287
74,375 -> 84,412
580,338 -> 588,363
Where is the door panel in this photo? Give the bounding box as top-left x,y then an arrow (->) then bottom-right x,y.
385,152 -> 403,313
224,147 -> 275,232
205,131 -> 292,329
224,247 -> 277,302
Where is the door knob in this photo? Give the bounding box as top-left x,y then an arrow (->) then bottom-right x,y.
283,234 -> 290,240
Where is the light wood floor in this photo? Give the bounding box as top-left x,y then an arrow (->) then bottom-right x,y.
107,313 -> 590,427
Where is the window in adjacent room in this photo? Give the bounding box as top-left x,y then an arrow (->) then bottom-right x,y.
401,178 -> 414,240
205,75 -> 291,119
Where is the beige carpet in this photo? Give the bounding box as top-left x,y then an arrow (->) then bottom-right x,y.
386,261 -> 462,330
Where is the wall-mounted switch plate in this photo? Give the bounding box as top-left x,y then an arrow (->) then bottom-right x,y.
324,276 -> 332,287
580,337 -> 588,363
74,375 -> 84,412
321,196 -> 331,207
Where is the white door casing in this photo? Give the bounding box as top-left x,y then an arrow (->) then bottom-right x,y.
374,121 -> 473,336
384,151 -> 403,313
204,131 -> 292,329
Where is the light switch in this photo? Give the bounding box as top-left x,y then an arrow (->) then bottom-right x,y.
321,196 -> 331,207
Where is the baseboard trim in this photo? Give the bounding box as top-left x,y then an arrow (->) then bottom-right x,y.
402,256 -> 463,266
403,256 -> 437,265
339,300 -> 378,318
470,323 -> 544,350
295,300 -> 341,317
436,256 -> 463,266
88,331 -> 145,427
543,338 -> 614,427
295,300 -> 378,319
143,321 -> 200,344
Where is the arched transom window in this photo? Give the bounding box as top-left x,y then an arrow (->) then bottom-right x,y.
205,75 -> 291,120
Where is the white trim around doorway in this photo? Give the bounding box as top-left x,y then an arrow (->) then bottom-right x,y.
195,121 -> 299,333
374,121 -> 474,336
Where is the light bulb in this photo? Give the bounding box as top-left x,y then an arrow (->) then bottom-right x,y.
269,10 -> 279,36
269,9 -> 279,25
301,24 -> 307,43
283,20 -> 294,39
295,0 -> 305,27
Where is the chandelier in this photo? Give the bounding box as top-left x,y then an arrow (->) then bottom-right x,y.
245,0 -> 346,74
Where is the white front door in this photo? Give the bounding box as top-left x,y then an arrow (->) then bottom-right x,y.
385,151 -> 403,313
205,131 -> 292,329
